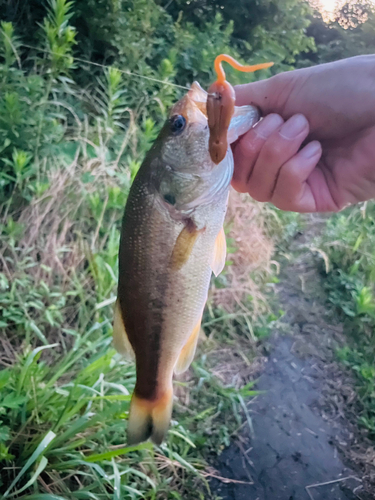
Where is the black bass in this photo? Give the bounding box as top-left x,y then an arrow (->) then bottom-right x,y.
113,82 -> 259,445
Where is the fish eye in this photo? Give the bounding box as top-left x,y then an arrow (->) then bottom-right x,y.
170,114 -> 186,135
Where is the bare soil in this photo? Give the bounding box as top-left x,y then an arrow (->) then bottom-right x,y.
211,216 -> 375,500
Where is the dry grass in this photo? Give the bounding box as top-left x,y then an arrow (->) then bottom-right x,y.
1,165 -> 275,375
3,106 -> 138,289
0,150 -> 131,360
213,189 -> 275,316
17,161 -> 124,282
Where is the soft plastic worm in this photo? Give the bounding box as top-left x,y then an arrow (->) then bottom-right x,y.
213,54 -> 274,85
207,55 -> 274,164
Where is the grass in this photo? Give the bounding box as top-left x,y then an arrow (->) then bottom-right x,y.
0,146 -> 278,499
0,306 -> 265,500
313,202 -> 375,437
0,5 -> 282,495
0,322 -> 259,499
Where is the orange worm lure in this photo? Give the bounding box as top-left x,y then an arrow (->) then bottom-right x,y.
207,55 -> 274,164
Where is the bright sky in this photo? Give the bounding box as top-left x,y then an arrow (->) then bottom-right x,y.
315,0 -> 340,20
316,0 -> 375,19
320,0 -> 337,11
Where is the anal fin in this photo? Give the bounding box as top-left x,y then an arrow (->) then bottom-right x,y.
210,227 -> 227,277
174,317 -> 202,375
113,299 -> 135,359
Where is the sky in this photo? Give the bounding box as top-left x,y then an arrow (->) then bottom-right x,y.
317,0 -> 375,17
319,0 -> 337,11
316,0 -> 339,18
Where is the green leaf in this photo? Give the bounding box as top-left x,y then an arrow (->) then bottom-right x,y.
10,456 -> 48,496
0,442 -> 14,461
21,496 -> 68,500
81,172 -> 95,184
0,369 -> 11,390
85,442 -> 152,462
168,429 -> 196,448
0,424 -> 10,442
3,430 -> 56,498
169,450 -> 198,474
1,394 -> 27,409
17,344 -> 59,393
29,321 -> 49,345
112,459 -> 121,500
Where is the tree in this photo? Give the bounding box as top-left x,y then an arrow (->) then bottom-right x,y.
159,0 -> 315,66
297,0 -> 375,66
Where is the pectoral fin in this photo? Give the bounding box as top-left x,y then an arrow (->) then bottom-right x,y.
227,105 -> 260,144
171,220 -> 201,271
113,299 -> 135,359
174,317 -> 202,375
210,227 -> 227,277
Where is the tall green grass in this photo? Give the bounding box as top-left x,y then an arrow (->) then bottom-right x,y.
316,202 -> 375,436
0,2 -> 279,497
0,302 -> 262,498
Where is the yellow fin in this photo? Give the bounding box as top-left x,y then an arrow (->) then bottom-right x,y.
127,388 -> 173,445
174,317 -> 202,375
112,299 -> 135,359
171,221 -> 201,271
210,227 -> 227,277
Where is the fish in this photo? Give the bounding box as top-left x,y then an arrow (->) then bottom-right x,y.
113,81 -> 259,445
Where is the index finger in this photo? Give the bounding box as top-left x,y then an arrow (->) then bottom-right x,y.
234,74 -> 293,118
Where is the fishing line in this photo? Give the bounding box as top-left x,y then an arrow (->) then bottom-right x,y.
19,43 -> 191,91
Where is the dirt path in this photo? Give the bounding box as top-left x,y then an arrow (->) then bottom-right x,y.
211,217 -> 374,500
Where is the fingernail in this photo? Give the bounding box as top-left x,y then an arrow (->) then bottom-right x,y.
280,114 -> 307,139
300,141 -> 321,158
254,114 -> 284,139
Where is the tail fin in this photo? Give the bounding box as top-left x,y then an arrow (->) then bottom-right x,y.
127,388 -> 173,445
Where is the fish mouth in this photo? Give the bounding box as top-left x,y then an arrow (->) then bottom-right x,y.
170,82 -> 208,124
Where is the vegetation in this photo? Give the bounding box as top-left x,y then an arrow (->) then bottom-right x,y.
0,0 -> 307,497
293,0 -> 375,442
316,202 -> 375,437
297,0 -> 375,66
1,0 -> 375,496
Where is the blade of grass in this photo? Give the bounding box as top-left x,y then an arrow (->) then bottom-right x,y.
3,430 -> 56,498
111,459 -> 121,500
21,495 -> 69,500
9,456 -> 48,497
17,344 -> 59,394
85,442 -> 152,462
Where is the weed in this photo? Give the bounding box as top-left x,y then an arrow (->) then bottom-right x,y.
316,202 -> 375,436
0,2 -> 279,497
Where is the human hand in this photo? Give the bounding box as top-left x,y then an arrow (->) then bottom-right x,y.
231,55 -> 375,212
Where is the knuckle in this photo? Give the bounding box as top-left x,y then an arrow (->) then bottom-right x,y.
272,189 -> 296,210
248,186 -> 271,203
261,139 -> 286,162
231,178 -> 248,194
236,133 -> 262,157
